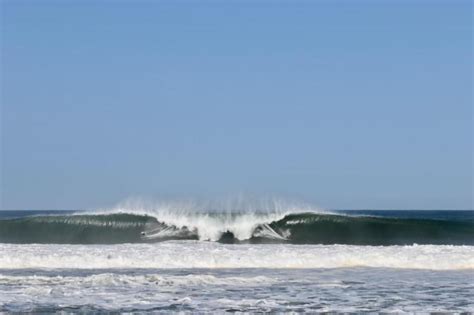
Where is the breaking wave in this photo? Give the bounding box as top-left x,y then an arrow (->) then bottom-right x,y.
0,209 -> 472,245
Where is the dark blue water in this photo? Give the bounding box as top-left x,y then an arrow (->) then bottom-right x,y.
1,209 -> 472,220
0,210 -> 78,219
337,209 -> 474,221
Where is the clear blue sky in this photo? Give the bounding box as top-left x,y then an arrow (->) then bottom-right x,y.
1,0 -> 472,210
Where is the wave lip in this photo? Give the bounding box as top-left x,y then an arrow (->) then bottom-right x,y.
0,211 -> 473,245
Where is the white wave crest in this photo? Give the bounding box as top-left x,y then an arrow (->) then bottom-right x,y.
91,198 -> 320,241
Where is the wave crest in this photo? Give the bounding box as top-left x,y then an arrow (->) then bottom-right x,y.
0,208 -> 473,245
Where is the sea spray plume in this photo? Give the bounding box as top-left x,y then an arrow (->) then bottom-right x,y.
105,197 -> 321,242
2,199 -> 471,245
1,210 -> 473,245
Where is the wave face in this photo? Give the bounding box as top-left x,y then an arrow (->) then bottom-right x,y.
0,211 -> 472,245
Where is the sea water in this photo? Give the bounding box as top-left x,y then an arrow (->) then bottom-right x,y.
0,209 -> 472,313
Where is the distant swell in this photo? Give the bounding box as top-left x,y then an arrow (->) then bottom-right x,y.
0,212 -> 472,245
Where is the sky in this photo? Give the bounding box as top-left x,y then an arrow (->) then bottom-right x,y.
1,0 -> 472,210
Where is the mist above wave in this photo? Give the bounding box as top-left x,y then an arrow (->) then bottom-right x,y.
96,198 -> 318,242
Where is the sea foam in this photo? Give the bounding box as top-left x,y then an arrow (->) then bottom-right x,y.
0,242 -> 472,270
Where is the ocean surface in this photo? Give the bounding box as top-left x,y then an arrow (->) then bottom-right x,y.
0,209 -> 473,313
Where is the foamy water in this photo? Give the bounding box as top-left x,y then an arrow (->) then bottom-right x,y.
1,242 -> 472,270
1,209 -> 473,312
1,267 -> 472,312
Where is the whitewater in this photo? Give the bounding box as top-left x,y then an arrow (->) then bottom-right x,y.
1,242 -> 472,270
1,207 -> 472,245
1,207 -> 473,312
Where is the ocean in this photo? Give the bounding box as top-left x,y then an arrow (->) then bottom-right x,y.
0,209 -> 472,313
